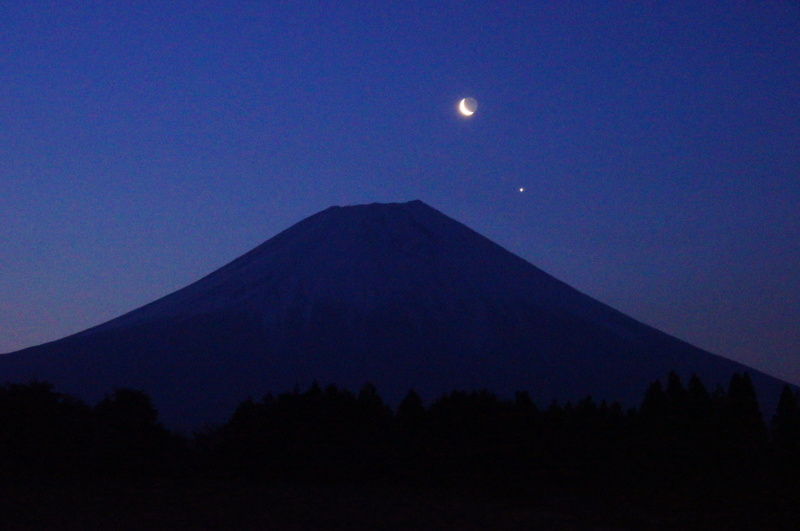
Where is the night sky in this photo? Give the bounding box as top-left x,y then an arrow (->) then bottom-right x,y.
2,3 -> 798,385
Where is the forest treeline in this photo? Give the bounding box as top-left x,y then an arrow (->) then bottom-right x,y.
2,372 -> 800,508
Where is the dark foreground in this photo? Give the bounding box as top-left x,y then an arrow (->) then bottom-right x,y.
3,373 -> 800,528
2,476 -> 798,530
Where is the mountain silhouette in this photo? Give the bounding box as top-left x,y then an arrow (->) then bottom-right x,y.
0,200 -> 788,428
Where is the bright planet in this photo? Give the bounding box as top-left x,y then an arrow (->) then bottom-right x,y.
458,97 -> 478,116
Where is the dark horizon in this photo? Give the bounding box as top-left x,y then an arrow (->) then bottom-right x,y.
2,370 -> 800,528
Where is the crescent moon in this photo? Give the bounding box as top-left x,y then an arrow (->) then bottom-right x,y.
459,98 -> 474,116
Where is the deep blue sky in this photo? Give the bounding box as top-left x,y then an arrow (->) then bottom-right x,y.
2,2 -> 798,384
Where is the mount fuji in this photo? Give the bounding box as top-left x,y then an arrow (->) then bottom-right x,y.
0,200 -> 788,428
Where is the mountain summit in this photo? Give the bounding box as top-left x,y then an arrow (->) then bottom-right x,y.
0,201 -> 787,428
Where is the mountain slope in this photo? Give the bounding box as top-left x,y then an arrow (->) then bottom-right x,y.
0,200 -> 788,428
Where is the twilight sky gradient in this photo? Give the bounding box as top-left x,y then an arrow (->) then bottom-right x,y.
2,2 -> 799,384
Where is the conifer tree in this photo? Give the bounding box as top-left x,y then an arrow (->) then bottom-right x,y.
771,385 -> 800,465
640,380 -> 665,417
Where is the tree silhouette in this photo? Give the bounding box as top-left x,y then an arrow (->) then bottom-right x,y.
724,373 -> 767,449
640,379 -> 666,417
771,385 -> 800,467
94,388 -> 179,475
0,382 -> 92,476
